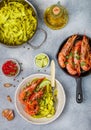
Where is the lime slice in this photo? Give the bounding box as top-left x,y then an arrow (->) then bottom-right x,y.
35,53 -> 49,68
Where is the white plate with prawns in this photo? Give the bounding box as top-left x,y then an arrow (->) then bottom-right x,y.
15,73 -> 66,125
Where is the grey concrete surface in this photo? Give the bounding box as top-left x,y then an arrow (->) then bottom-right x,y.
0,0 -> 91,130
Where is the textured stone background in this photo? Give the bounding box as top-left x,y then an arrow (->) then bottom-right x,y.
0,0 -> 91,130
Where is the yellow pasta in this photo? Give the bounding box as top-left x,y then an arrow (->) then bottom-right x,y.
33,79 -> 56,118
0,1 -> 37,46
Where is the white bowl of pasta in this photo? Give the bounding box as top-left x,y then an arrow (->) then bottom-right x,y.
15,73 -> 66,125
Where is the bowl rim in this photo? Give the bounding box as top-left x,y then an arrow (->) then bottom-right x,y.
15,73 -> 66,125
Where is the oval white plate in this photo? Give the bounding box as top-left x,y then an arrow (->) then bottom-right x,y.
15,73 -> 66,125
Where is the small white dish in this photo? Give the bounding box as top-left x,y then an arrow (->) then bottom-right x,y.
15,73 -> 66,125
1,58 -> 20,77
34,53 -> 50,69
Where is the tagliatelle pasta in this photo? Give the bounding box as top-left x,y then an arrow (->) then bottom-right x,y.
33,79 -> 55,118
0,1 -> 37,46
19,77 -> 57,118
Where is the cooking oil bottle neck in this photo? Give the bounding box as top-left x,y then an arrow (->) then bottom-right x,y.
51,4 -> 64,18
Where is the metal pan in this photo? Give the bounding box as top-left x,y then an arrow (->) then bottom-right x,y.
57,34 -> 91,103
0,0 -> 47,49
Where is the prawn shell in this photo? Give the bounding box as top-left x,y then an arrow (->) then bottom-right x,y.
58,35 -> 77,68
57,34 -> 91,77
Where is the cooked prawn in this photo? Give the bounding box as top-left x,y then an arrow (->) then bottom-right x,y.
25,100 -> 39,116
19,91 -> 26,104
81,35 -> 91,71
29,90 -> 43,101
19,77 -> 45,104
74,40 -> 81,75
89,51 -> 91,67
24,77 -> 45,93
66,49 -> 77,75
58,53 -> 66,68
58,35 -> 77,68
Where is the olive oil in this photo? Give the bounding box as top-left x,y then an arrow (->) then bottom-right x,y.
44,2 -> 69,30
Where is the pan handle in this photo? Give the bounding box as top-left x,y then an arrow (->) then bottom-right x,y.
27,28 -> 47,49
76,78 -> 83,103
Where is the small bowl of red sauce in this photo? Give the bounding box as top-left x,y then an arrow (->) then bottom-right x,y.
2,59 -> 20,77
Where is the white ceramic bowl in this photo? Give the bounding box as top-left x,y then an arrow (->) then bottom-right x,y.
1,58 -> 20,77
15,73 -> 66,125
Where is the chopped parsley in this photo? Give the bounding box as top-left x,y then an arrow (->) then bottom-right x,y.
80,61 -> 86,66
75,55 -> 80,60
74,52 -> 80,60
64,62 -> 68,65
66,52 -> 73,59
66,55 -> 69,59
69,52 -> 73,57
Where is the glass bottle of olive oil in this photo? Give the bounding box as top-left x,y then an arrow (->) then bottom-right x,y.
44,2 -> 69,30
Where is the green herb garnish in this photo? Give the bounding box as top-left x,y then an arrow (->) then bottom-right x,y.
64,62 -> 68,65
75,55 -> 80,60
80,61 -> 86,66
66,55 -> 69,59
75,52 -> 80,60
72,62 -> 75,66
66,52 -> 73,59
69,52 -> 73,57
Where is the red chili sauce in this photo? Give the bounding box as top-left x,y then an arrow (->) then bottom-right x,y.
2,60 -> 18,76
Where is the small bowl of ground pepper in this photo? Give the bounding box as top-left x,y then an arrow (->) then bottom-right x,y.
2,59 -> 20,77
